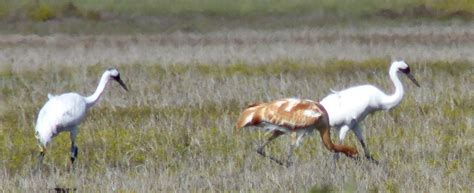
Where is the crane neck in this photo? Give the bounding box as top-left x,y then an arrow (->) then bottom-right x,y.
85,71 -> 110,108
318,126 -> 357,157
382,67 -> 404,110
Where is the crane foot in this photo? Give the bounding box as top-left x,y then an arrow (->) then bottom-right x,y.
365,154 -> 379,165
256,148 -> 287,167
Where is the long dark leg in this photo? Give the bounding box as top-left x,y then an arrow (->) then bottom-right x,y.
69,129 -> 79,168
286,131 -> 306,167
285,143 -> 297,167
286,132 -> 298,167
37,145 -> 46,171
257,131 -> 285,166
39,151 -> 45,164
353,124 -> 378,164
70,143 -> 78,164
35,130 -> 46,171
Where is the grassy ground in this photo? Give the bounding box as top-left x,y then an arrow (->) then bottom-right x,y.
0,25 -> 473,191
0,0 -> 473,34
2,0 -> 472,18
0,1 -> 473,191
1,23 -> 473,71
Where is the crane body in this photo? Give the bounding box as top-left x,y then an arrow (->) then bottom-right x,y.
35,68 -> 128,167
35,93 -> 87,146
236,98 -> 358,167
320,61 -> 419,163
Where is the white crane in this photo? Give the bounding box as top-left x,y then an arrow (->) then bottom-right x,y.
236,98 -> 358,167
35,68 -> 128,167
320,61 -> 419,163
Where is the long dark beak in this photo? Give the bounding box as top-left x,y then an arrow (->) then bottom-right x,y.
113,76 -> 129,91
405,73 -> 420,87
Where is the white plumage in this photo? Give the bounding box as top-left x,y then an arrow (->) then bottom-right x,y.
35,93 -> 86,145
35,68 -> 128,167
320,61 -> 419,163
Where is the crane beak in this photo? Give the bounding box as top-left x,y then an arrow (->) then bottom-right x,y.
113,76 -> 129,91
405,73 -> 420,87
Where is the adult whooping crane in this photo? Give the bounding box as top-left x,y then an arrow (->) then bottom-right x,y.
35,68 -> 128,167
236,98 -> 358,167
320,60 -> 419,163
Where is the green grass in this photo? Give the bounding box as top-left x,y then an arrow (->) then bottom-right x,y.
2,0 -> 472,18
0,59 -> 472,191
0,18 -> 472,191
0,0 -> 472,34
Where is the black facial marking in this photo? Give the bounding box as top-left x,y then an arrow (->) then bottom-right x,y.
112,74 -> 121,80
400,67 -> 410,74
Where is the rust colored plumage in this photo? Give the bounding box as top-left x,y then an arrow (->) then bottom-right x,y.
236,98 -> 358,166
237,98 -> 323,129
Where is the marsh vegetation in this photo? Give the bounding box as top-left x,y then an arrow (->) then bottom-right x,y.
0,0 -> 473,192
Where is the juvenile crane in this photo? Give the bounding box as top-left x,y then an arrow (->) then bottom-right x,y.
35,68 -> 128,167
236,98 -> 358,167
320,61 -> 419,163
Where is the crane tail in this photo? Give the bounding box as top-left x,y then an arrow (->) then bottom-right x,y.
235,105 -> 261,131
246,102 -> 262,108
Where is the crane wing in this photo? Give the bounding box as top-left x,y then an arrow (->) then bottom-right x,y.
238,98 -> 325,130
38,93 -> 87,130
263,99 -> 323,129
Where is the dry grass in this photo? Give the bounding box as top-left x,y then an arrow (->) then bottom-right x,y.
1,0 -> 472,34
1,22 -> 473,72
0,24 -> 473,192
2,0 -> 473,20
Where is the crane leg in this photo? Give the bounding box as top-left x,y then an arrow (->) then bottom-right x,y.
353,125 -> 378,164
37,145 -> 46,169
35,131 -> 46,170
285,132 -> 298,167
69,129 -> 79,166
286,144 -> 296,167
256,131 -> 285,166
70,143 -> 78,164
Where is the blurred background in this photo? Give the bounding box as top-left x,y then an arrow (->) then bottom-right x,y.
0,0 -> 472,34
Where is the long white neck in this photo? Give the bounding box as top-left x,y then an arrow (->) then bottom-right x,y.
85,72 -> 110,108
381,67 -> 404,110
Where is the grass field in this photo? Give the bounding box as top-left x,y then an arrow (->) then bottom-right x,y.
0,0 -> 473,192
0,22 -> 473,192
0,0 -> 473,34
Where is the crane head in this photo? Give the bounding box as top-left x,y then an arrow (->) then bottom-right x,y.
399,67 -> 420,87
394,61 -> 420,87
108,68 -> 129,91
